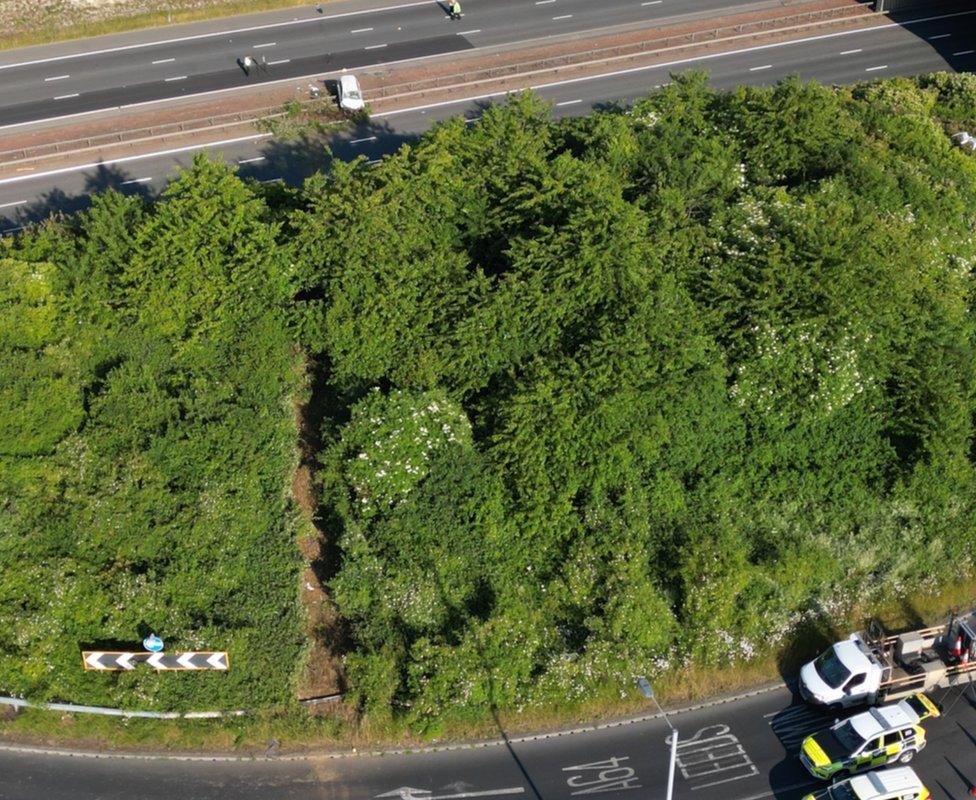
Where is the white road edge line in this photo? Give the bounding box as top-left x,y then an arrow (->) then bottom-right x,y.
152,57 -> 175,64
43,74 -> 70,81
0,133 -> 272,187
0,0 -> 434,71
840,48 -> 861,54
4,7 -> 974,134
749,64 -> 772,71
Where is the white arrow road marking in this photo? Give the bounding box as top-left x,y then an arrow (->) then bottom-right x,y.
147,652 -> 167,670
206,653 -> 228,669
177,652 -> 201,669
115,653 -> 137,670
377,788 -> 432,799
84,652 -> 105,669
378,790 -> 524,800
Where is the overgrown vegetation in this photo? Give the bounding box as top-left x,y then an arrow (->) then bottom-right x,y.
3,71 -> 976,727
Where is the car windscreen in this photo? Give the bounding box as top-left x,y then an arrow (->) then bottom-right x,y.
346,90 -> 362,99
815,648 -> 852,689
827,784 -> 857,800
832,721 -> 865,752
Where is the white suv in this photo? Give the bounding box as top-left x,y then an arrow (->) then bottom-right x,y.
337,74 -> 365,112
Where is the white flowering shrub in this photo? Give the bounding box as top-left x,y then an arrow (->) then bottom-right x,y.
339,388 -> 472,518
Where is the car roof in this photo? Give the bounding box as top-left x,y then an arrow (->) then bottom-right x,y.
849,767 -> 924,798
339,74 -> 360,90
835,639 -> 873,672
846,701 -> 918,741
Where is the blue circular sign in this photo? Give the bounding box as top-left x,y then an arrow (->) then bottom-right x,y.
142,633 -> 164,653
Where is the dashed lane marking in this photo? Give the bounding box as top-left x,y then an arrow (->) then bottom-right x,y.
457,29 -> 481,34
553,13 -> 573,19
236,156 -> 265,164
365,43 -> 388,49
865,64 -> 887,71
641,1 -> 663,5
267,58 -> 290,64
351,27 -> 374,32
350,136 -> 377,144
556,99 -> 582,106
44,74 -> 70,81
840,48 -> 862,54
53,93 -> 79,99
749,64 -> 772,70
253,42 -> 276,48
121,177 -> 152,184
0,200 -> 27,208
164,75 -> 187,81
152,57 -> 175,64
929,33 -> 950,38
953,49 -> 975,55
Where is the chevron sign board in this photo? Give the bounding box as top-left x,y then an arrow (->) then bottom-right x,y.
82,651 -> 229,671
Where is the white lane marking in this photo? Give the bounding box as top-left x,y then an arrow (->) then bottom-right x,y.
53,93 -> 79,99
365,43 -> 388,49
641,1 -> 663,5
749,64 -> 772,71
0,199 -> 27,208
259,177 -> 283,183
0,0 -> 434,70
535,1 -> 556,4
164,75 -> 187,81
0,133 -> 271,187
350,135 -> 377,143
121,177 -> 152,184
556,99 -> 582,106
457,29 -> 481,34
865,64 -> 887,71
351,27 -> 374,32
1,225 -> 25,234
267,58 -> 290,65
237,156 -> 265,163
840,48 -> 861,54
152,57 -> 175,64
553,13 -> 572,19
367,158 -> 382,165
43,74 -> 70,81
928,33 -> 951,39
953,49 -> 975,55
253,42 -> 276,48
465,115 -> 480,123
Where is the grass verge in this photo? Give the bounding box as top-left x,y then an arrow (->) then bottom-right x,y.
0,0 -> 341,53
2,576 -> 975,754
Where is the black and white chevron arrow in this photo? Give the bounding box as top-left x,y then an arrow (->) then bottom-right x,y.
82,651 -> 229,671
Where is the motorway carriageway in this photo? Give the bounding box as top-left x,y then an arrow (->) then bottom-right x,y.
0,0 -> 784,128
1,6 -> 975,229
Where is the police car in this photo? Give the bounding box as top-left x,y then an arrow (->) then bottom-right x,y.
800,693 -> 939,779
800,766 -> 930,800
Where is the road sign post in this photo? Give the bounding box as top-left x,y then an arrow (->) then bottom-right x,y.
636,676 -> 678,800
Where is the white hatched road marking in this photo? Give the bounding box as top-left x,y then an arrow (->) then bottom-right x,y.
768,705 -> 831,748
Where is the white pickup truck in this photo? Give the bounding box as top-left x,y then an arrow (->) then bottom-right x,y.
799,609 -> 976,709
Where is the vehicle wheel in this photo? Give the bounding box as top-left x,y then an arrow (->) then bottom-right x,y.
898,750 -> 915,764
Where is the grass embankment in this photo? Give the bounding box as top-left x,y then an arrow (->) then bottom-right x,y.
3,578 -> 974,754
0,0 -> 340,53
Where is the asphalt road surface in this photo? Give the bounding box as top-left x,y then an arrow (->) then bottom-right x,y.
0,0 -> 785,128
2,682 -> 976,800
2,6 -> 974,230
